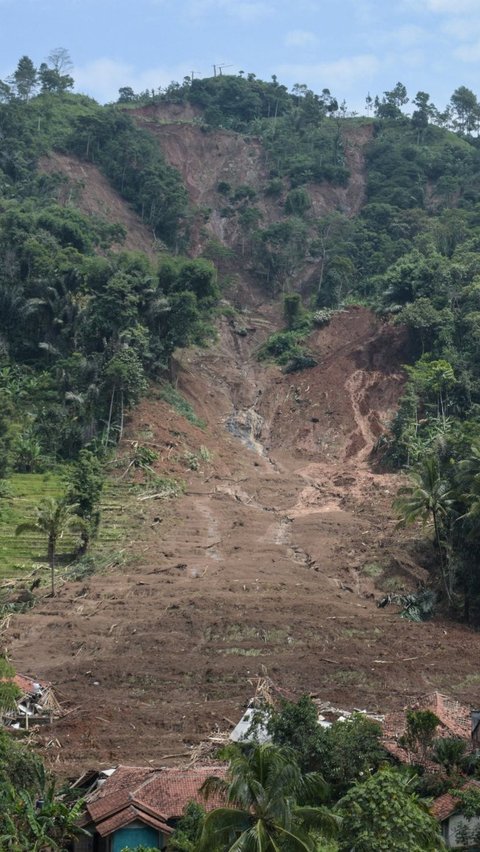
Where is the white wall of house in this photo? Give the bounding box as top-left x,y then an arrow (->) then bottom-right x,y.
444,812 -> 480,848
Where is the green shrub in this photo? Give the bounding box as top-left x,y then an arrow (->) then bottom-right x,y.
159,384 -> 205,428
283,354 -> 318,373
313,308 -> 336,327
285,187 -> 311,216
258,329 -> 315,371
217,180 -> 231,196
265,177 -> 284,196
258,330 -> 303,364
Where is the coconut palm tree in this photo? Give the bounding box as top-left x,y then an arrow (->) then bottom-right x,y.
395,455 -> 455,602
196,742 -> 338,852
15,497 -> 86,596
456,442 -> 480,524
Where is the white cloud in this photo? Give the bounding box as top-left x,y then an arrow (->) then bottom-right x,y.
454,40 -> 480,62
403,0 -> 477,11
401,48 -> 428,67
73,58 -> 193,103
285,29 -> 318,47
394,24 -> 427,46
187,0 -> 271,22
278,54 -> 380,90
438,12 -> 480,59
353,1 -> 377,25
426,0 -> 478,10
441,16 -> 480,41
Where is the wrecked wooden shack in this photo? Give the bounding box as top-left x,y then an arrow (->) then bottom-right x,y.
1,672 -> 62,729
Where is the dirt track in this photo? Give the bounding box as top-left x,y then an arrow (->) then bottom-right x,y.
7,307 -> 480,774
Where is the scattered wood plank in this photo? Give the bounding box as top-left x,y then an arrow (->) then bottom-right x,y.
157,752 -> 190,760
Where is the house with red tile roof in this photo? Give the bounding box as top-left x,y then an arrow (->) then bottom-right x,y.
431,780 -> 480,848
74,763 -> 227,851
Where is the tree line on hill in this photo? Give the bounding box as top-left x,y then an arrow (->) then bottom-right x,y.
0,54 -> 219,579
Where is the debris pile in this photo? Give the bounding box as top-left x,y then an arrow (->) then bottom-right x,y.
311,698 -> 385,728
2,673 -> 63,730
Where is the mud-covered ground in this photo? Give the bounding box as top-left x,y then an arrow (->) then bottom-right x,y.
6,306 -> 480,775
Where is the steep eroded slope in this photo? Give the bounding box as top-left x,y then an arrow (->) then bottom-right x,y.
8,308 -> 480,774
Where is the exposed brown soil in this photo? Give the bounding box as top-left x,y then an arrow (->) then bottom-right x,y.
136,115 -> 373,255
7,306 -> 480,776
38,152 -> 158,257
14,113 -> 480,774
145,119 -> 371,219
38,109 -> 373,266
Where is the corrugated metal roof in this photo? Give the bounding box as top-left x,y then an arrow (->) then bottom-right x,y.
230,705 -> 270,744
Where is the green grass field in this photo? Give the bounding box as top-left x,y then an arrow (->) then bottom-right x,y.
0,473 -> 134,581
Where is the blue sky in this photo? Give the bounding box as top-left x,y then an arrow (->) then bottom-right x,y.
2,0 -> 480,110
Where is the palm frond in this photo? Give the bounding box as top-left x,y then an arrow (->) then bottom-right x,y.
300,771 -> 330,803
39,341 -> 61,356
294,805 -> 340,838
196,806 -> 251,851
200,775 -> 229,801
15,522 -> 38,537
275,823 -> 317,851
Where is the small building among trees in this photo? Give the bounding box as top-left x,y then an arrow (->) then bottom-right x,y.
432,780 -> 480,849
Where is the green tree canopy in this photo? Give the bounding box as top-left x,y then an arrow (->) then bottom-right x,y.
12,56 -> 37,101
15,497 -> 86,595
335,769 -> 445,852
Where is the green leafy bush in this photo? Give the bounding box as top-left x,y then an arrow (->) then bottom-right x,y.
335,768 -> 444,852
283,353 -> 318,373
258,330 -> 304,364
159,384 -> 205,428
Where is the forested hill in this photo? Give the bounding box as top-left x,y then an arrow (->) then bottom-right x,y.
3,56 -> 480,617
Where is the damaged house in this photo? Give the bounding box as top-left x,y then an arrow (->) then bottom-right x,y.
1,672 -> 62,729
74,763 -> 227,851
381,691 -> 473,768
431,780 -> 480,849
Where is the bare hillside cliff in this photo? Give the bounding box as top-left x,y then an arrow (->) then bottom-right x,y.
135,106 -> 372,253
38,108 -> 372,267
11,112 -> 477,776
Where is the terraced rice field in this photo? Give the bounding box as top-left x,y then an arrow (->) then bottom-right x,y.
0,473 -> 135,579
